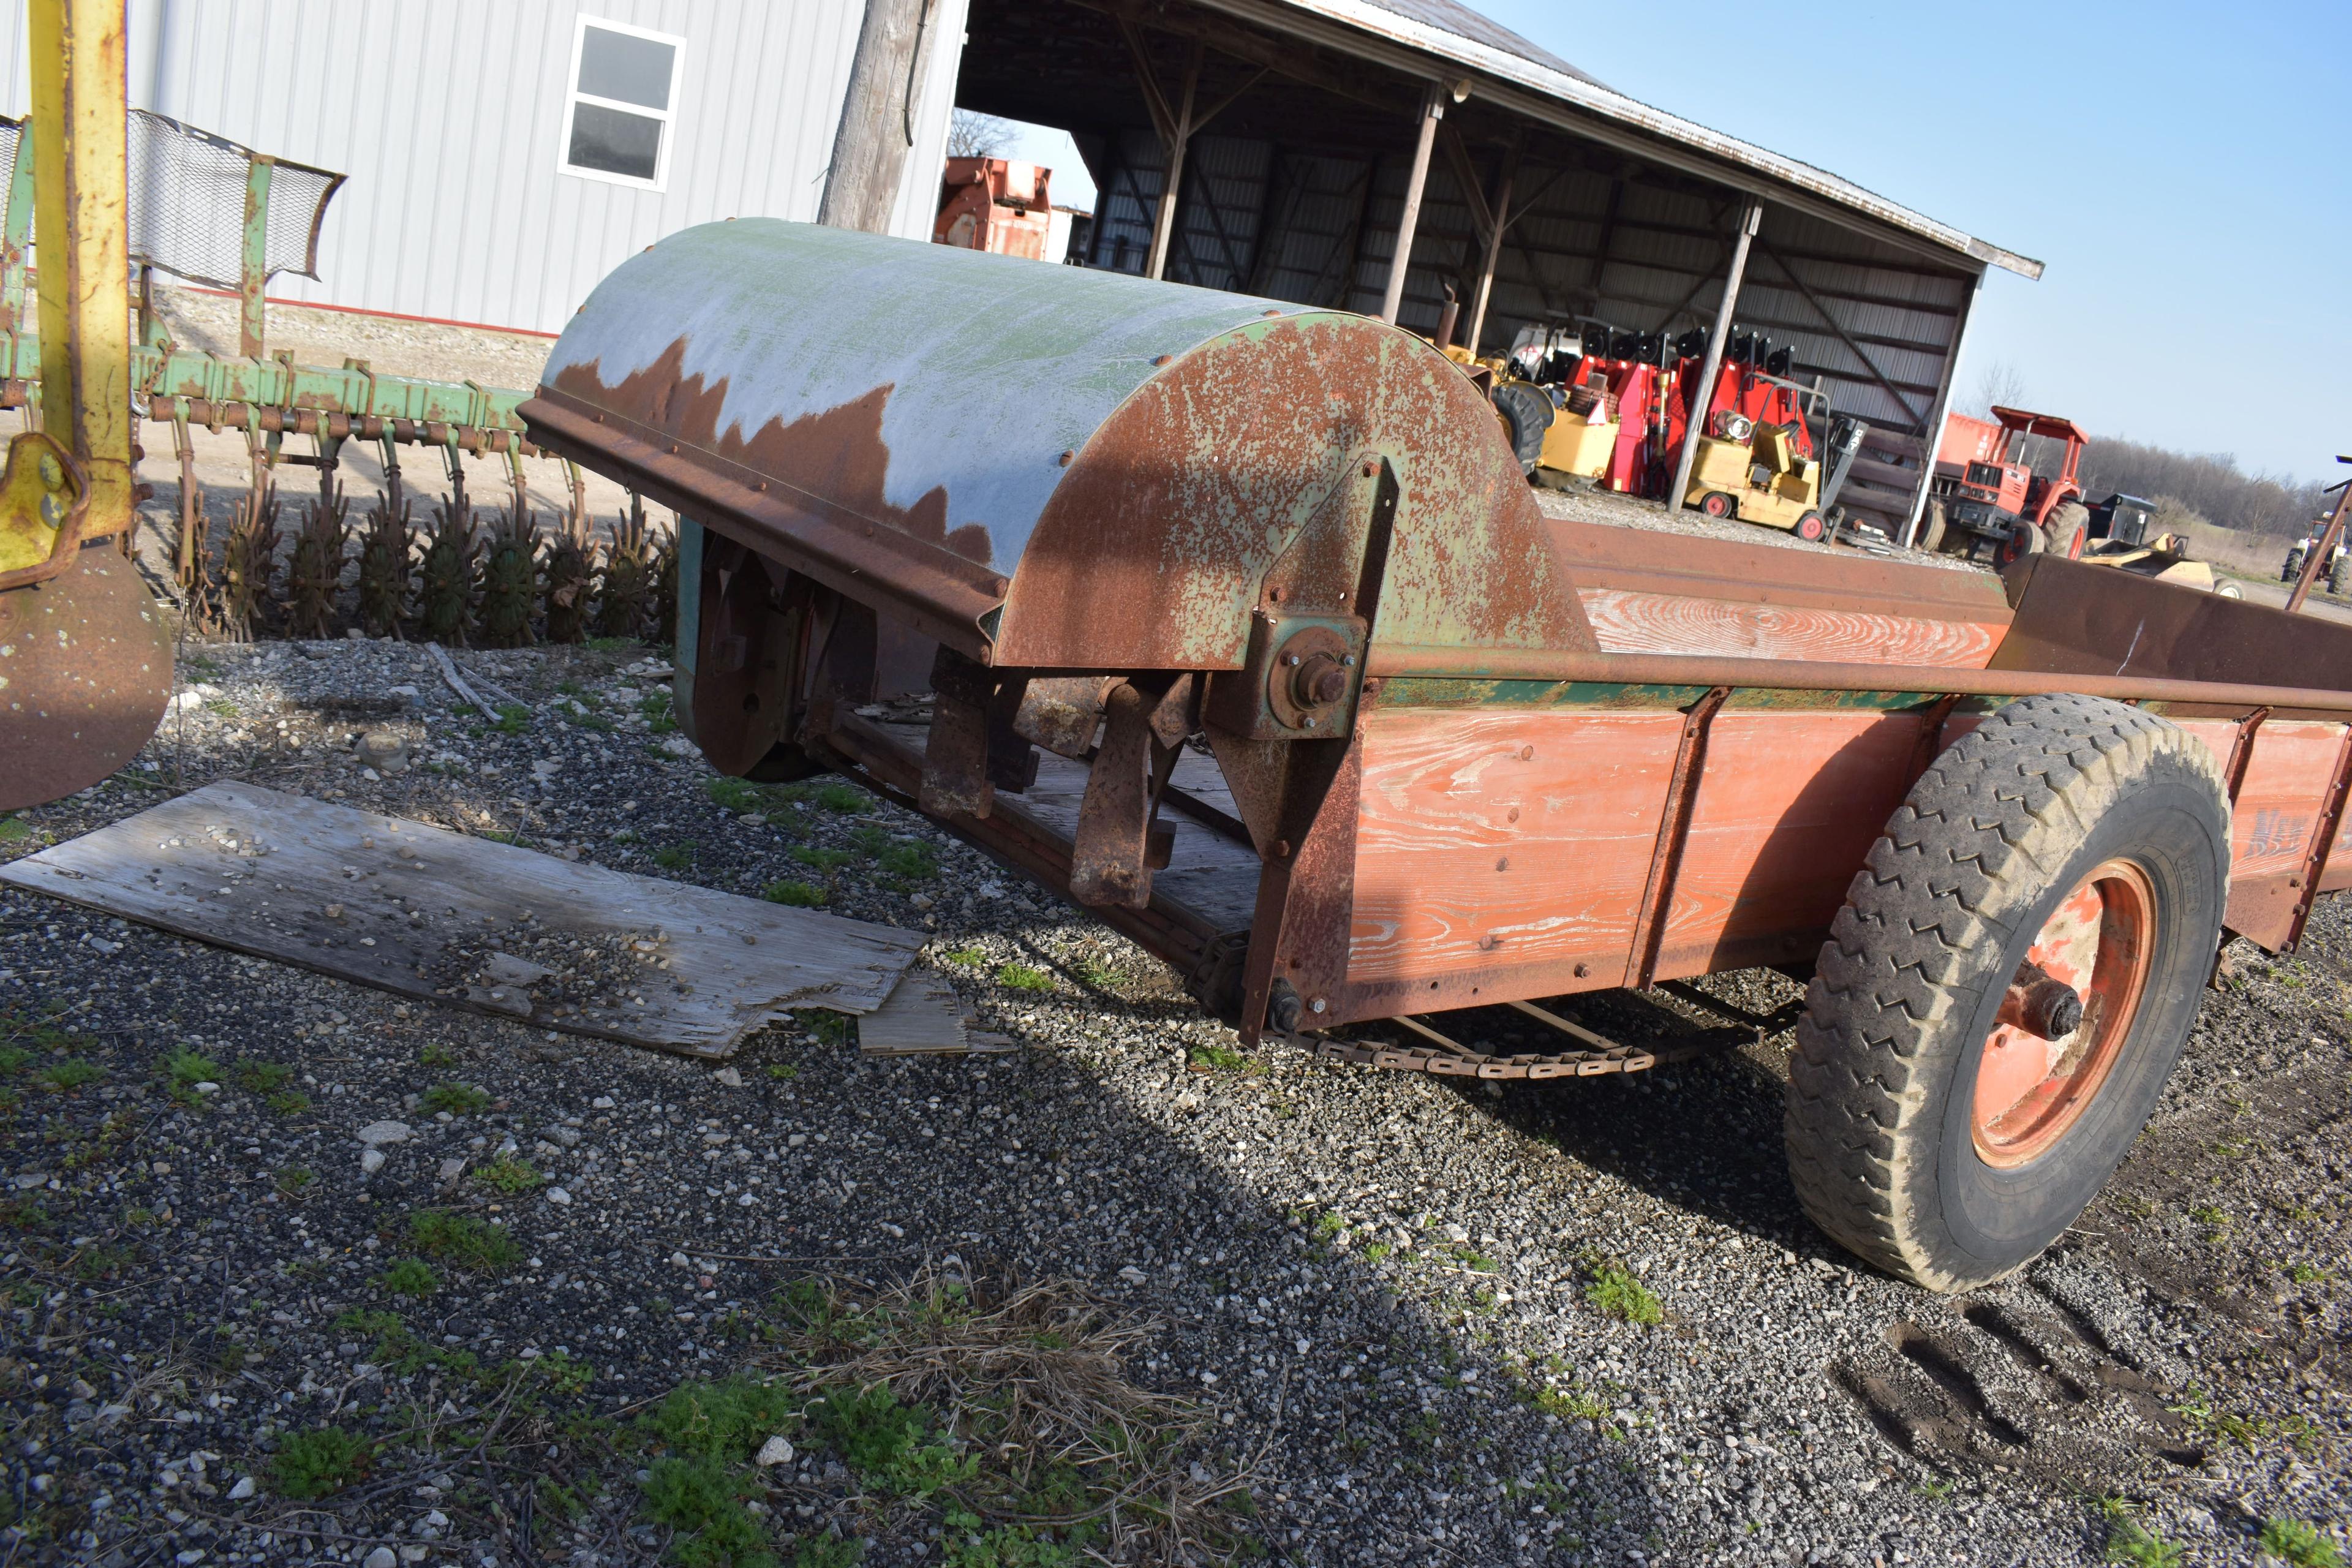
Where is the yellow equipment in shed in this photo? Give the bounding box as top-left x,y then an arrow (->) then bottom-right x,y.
1683,413 -> 1827,541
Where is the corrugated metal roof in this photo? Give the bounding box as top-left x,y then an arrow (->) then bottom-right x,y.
1204,0 -> 2043,279
1357,0 -> 1601,86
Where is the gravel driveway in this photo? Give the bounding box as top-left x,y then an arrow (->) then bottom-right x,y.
3,635 -> 2346,1568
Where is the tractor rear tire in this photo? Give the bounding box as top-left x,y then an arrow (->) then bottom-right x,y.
2331,559 -> 2347,597
1493,382 -> 1554,476
1784,693 -> 2229,1292
2043,501 -> 2090,559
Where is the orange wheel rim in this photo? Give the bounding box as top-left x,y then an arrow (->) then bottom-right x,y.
1970,859 -> 2155,1167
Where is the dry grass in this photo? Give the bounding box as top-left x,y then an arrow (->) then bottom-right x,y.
758,1265 -> 1262,1561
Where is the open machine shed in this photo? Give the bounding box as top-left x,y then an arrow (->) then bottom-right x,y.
954,0 -> 2043,538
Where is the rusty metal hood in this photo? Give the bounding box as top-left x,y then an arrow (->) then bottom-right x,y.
524,219 -> 1584,669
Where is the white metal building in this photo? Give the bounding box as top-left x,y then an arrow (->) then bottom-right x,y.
0,0 -> 971,334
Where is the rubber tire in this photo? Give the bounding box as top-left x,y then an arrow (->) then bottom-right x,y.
1700,491 -> 1736,519
2215,581 -> 2243,599
2284,549 -> 2304,584
1493,382 -> 1554,475
1785,693 -> 2230,1292
1994,521 -> 2044,570
1795,511 -> 1826,543
2331,559 -> 2346,597
1917,501 -> 1948,554
2043,500 -> 2089,559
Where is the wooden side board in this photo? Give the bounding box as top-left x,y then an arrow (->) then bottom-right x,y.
1348,704 -> 2352,1008
1577,587 -> 2005,669
1348,705 -> 1945,994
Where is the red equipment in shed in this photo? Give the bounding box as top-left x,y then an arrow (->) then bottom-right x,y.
933,157 -> 1054,259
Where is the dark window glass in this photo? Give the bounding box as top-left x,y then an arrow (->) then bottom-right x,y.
578,26 -> 675,110
568,102 -> 662,181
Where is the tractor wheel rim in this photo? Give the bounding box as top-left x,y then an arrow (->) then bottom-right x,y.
1970,858 -> 2155,1167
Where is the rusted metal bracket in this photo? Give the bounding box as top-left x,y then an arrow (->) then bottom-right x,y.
1069,674 -> 1193,909
2223,706 -> 2270,806
2285,720 -> 2352,951
922,647 -> 1000,819
1624,685 -> 1732,989
1203,609 -> 1368,741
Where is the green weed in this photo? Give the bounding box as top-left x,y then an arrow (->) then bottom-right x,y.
378,1258 -> 439,1297
654,842 -> 698,870
815,783 -> 865,813
1584,1257 -> 1662,1327
232,1059 -> 293,1093
160,1047 -> 221,1102
2100,1499 -> 2182,1567
274,1166 -> 315,1197
494,704 -> 531,734
790,846 -> 855,872
2259,1519 -> 2343,1568
762,880 -> 827,908
266,1089 -> 313,1116
805,1383 -> 974,1499
420,1081 -> 492,1115
0,816 -> 28,843
796,1011 -> 854,1047
996,963 -> 1051,993
404,1209 -> 521,1273
40,1058 -> 104,1092
875,839 -> 937,881
1187,1043 -> 1259,1073
271,1427 -> 372,1499
473,1154 -> 543,1194
420,1042 -> 458,1069
940,947 -> 987,967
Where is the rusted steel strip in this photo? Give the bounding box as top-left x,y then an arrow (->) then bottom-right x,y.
524,393 -> 1003,658
2223,706 -> 2270,805
1626,686 -> 1731,990
2285,722 -> 2352,951
1904,693 -> 1961,786
1362,644 -> 2352,717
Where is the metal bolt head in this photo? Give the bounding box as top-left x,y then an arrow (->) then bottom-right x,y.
1341,654 -> 1357,668
1284,653 -> 1302,666
1310,998 -> 1327,1014
1301,716 -> 1316,729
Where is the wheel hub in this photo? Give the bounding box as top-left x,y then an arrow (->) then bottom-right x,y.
1970,859 -> 2155,1167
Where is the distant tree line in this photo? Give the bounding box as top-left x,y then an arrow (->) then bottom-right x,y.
2076,437 -> 2332,539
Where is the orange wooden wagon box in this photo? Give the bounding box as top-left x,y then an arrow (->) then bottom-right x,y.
528,221 -> 2352,1291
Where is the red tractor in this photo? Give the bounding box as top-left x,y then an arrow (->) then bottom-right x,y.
1921,406 -> 2090,565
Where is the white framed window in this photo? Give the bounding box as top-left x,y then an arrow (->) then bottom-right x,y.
558,15 -> 685,190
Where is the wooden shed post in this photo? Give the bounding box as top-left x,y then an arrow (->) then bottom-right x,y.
1901,270 -> 1983,546
1380,82 -> 1446,325
1143,43 -> 1202,281
1668,200 -> 1762,516
1464,130 -> 1521,358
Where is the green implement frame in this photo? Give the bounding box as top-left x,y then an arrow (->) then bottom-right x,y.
0,111 -> 567,579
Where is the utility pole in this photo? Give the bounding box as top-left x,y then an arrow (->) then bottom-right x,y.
818,0 -> 941,235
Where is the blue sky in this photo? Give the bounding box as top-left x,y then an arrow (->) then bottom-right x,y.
993,0 -> 2350,483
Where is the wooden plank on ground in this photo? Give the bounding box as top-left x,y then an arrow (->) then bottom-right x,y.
857,970 -> 1015,1056
0,780 -> 923,1059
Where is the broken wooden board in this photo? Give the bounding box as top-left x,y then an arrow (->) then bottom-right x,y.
856,970 -> 1018,1057
0,780 -> 923,1060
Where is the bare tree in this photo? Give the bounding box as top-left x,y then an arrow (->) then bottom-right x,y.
1964,359 -> 2029,419
948,110 -> 1017,159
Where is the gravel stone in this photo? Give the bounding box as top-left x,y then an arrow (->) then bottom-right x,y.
2,630 -> 2346,1568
